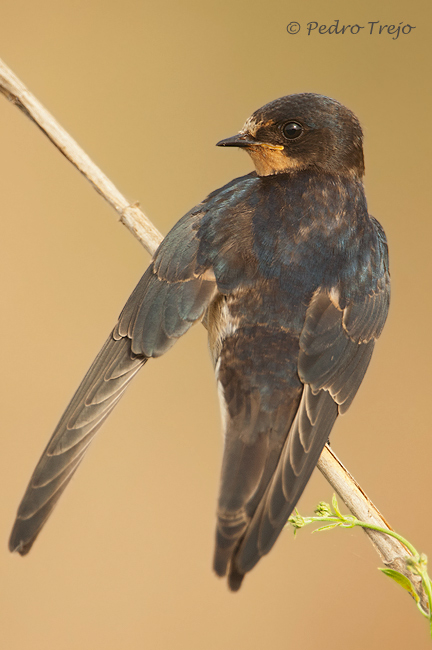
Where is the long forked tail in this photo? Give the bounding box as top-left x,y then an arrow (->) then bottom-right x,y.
9,332 -> 146,555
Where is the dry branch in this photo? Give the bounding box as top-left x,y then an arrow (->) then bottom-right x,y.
0,56 -> 426,609
0,59 -> 161,255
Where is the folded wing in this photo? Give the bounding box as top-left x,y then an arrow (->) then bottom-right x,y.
213,278 -> 390,590
10,211 -> 217,554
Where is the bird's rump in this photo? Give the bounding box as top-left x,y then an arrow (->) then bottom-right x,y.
213,325 -> 303,579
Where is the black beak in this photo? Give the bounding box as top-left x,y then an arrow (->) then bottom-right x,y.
216,133 -> 257,148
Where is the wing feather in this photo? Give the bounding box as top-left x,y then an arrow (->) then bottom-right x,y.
217,279 -> 389,590
10,209 -> 217,555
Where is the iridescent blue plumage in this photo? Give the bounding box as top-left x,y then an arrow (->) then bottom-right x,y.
9,93 -> 390,592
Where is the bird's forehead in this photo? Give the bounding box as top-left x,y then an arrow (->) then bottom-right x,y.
241,116 -> 274,137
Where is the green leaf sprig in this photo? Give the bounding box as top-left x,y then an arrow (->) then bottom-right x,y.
287,495 -> 432,637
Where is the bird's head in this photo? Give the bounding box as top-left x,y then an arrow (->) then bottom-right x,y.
217,93 -> 365,178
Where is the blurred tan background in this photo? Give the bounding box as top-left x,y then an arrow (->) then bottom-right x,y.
1,0 -> 431,648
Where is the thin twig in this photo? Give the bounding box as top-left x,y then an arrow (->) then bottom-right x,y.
0,56 -> 425,608
319,446 -> 428,611
0,59 -> 161,256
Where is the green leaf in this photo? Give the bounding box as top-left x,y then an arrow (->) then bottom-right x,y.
313,523 -> 340,533
379,568 -> 420,604
331,494 -> 342,518
314,501 -> 333,518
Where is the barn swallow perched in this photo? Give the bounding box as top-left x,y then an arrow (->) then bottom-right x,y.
9,93 -> 390,591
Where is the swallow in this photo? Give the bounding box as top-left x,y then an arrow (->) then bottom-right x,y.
9,93 -> 390,591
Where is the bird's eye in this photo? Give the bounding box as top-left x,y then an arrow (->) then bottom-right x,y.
282,122 -> 303,140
